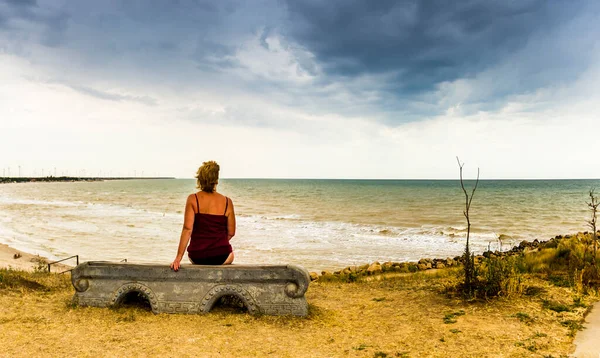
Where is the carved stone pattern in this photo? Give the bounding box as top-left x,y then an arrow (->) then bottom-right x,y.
77,298 -> 108,308
157,301 -> 201,314
200,285 -> 258,314
73,279 -> 89,292
109,282 -> 159,314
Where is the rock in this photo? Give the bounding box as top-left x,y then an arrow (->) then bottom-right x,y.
321,270 -> 332,276
359,264 -> 370,271
342,268 -> 352,275
417,264 -> 427,271
309,272 -> 319,281
393,263 -> 407,271
367,263 -> 382,275
435,263 -> 446,269
13,253 -> 22,259
382,262 -> 393,272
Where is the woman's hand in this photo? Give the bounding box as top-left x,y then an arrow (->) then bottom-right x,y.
170,257 -> 182,271
171,195 -> 195,272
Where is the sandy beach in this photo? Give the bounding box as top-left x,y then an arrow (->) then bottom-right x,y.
0,243 -> 71,272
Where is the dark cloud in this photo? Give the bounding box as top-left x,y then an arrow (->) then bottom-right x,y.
0,0 -> 69,46
5,0 -> 37,7
1,0 -> 598,128
283,0 -> 588,94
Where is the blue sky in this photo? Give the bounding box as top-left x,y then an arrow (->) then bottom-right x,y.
1,0 -> 599,179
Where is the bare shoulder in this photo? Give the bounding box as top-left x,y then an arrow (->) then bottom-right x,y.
186,193 -> 197,206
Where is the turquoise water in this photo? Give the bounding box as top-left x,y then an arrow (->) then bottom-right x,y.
0,179 -> 597,271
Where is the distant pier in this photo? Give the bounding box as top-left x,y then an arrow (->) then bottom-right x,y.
0,176 -> 175,184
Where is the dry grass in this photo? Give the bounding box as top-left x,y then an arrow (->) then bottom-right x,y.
0,268 -> 596,358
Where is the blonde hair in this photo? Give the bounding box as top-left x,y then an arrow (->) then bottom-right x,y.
196,161 -> 220,193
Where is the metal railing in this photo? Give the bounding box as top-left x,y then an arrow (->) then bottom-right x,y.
47,255 -> 79,274
47,256 -> 128,274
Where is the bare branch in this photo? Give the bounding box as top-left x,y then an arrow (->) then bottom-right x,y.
467,168 -> 480,211
456,156 -> 480,297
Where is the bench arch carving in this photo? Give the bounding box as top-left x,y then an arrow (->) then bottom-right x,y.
200,284 -> 258,314
110,282 -> 159,314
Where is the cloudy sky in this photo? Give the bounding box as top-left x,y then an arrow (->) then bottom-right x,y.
1,0 -> 599,179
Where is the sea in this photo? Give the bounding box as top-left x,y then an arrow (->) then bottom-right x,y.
0,179 -> 598,271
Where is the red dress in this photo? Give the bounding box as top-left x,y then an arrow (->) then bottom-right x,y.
187,194 -> 232,260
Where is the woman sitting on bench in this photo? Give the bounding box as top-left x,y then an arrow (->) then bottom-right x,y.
170,161 -> 235,271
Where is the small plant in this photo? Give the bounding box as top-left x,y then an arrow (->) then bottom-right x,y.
353,344 -> 369,351
443,310 -> 465,324
373,352 -> 388,358
514,312 -> 533,324
32,256 -> 48,273
560,320 -> 584,337
116,311 -> 136,322
542,300 -> 571,313
449,329 -> 461,334
523,286 -> 546,296
572,296 -> 587,308
64,297 -> 78,309
372,297 -> 386,302
526,343 -> 538,352
548,275 -> 570,287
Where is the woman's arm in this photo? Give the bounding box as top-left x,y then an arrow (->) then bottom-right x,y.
170,195 -> 195,271
226,197 -> 236,241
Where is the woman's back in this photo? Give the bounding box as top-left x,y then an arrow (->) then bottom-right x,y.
193,192 -> 228,216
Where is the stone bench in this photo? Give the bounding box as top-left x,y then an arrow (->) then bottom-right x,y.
71,261 -> 310,316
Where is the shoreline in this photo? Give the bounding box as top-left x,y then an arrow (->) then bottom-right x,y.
0,233 -> 578,274
0,243 -> 71,272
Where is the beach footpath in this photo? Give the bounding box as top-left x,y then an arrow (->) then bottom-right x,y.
572,301 -> 600,357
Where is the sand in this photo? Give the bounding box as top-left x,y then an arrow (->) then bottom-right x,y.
0,243 -> 71,272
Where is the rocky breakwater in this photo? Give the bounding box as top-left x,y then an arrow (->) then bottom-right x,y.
309,233 -> 591,282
